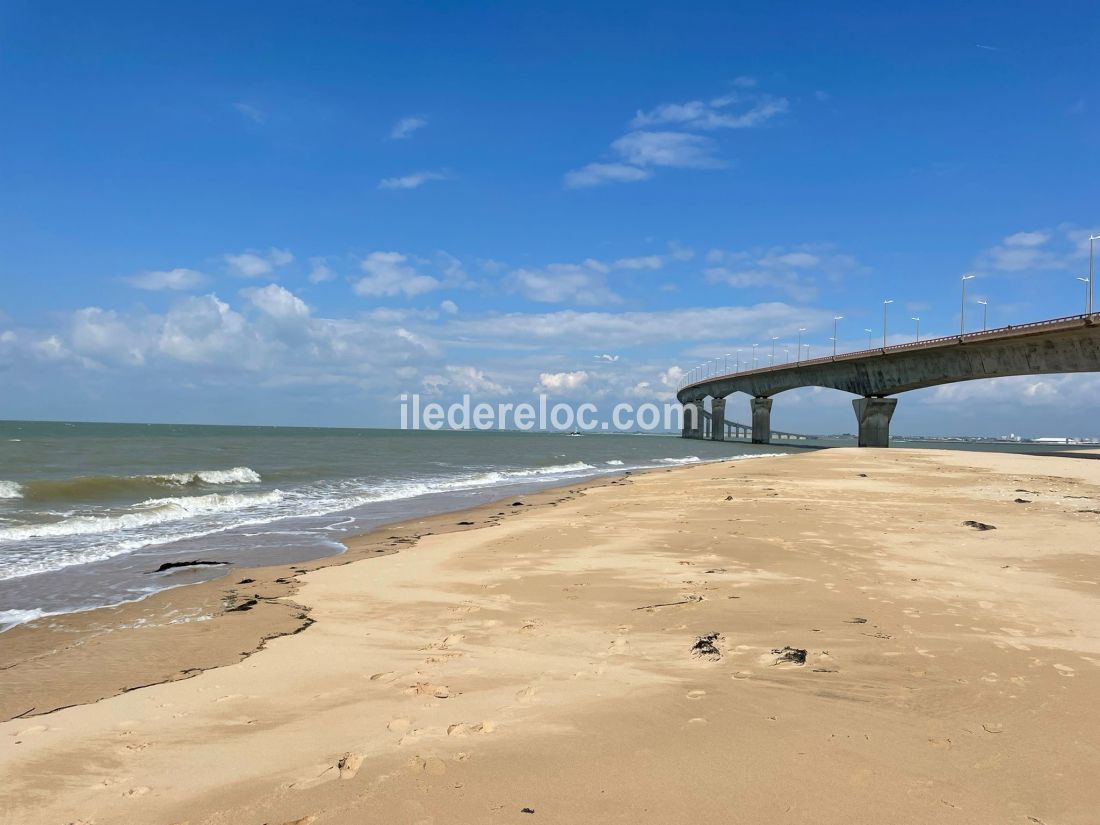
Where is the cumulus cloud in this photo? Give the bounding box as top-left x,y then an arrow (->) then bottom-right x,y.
378,170 -> 446,190
391,116 -> 427,139
126,268 -> 207,291
354,252 -> 441,297
242,284 -> 311,321
423,365 -> 510,395
224,248 -> 294,278
534,370 -> 589,394
440,299 -> 459,314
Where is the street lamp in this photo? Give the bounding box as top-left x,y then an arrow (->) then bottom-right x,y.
796,328 -> 806,364
864,328 -> 873,348
770,336 -> 778,365
911,316 -> 921,341
783,346 -> 790,363
736,348 -> 742,372
801,343 -> 811,360
1078,277 -> 1091,314
832,315 -> 843,357
976,299 -> 988,331
883,299 -> 893,348
1090,234 -> 1098,315
960,273 -> 976,334
752,343 -> 758,369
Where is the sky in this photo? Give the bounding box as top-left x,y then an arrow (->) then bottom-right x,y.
1,0 -> 1098,437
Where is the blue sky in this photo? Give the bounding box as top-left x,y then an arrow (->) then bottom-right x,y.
1,1 -> 1098,436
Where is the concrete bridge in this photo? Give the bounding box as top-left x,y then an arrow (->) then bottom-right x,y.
677,313 -> 1100,447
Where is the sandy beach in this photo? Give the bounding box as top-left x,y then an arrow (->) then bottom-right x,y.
3,447 -> 1100,825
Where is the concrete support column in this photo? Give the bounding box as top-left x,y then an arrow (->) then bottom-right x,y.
681,402 -> 699,439
750,397 -> 772,444
710,397 -> 726,441
852,397 -> 897,448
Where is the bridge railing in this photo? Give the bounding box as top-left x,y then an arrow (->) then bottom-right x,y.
677,312 -> 1096,393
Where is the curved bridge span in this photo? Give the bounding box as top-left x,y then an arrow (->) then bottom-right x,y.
677,313 -> 1100,447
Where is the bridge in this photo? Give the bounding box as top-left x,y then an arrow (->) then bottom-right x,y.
698,408 -> 812,442
676,313 -> 1100,447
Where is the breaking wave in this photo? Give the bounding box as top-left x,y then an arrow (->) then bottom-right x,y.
17,467 -> 262,502
0,481 -> 23,499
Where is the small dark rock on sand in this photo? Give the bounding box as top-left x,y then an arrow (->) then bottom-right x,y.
521,808 -> 535,814
772,646 -> 807,665
691,633 -> 722,661
457,521 -> 475,526
227,599 -> 259,612
845,617 -> 868,624
962,520 -> 997,531
149,560 -> 227,573
237,578 -> 255,584
1013,498 -> 1031,504
512,502 -> 524,507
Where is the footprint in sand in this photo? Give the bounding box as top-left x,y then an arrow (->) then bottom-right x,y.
447,722 -> 495,736
686,690 -> 706,700
927,737 -> 953,749
337,752 -> 365,779
281,817 -> 317,825
122,786 -> 150,798
515,686 -> 538,702
1054,664 -> 1076,677
405,682 -> 451,699
607,639 -> 630,655
369,671 -> 398,683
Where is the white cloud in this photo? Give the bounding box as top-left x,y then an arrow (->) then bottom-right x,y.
233,102 -> 266,123
391,116 -> 427,139
535,370 -> 589,394
611,131 -> 722,169
564,163 -> 652,188
507,261 -> 621,305
440,299 -> 459,314
705,244 -> 863,300
224,248 -> 294,278
977,227 -> 1091,273
354,252 -> 441,298
242,284 -> 310,321
593,353 -> 620,362
423,365 -> 510,395
378,170 -> 446,190
613,255 -> 662,270
126,268 -> 207,291
308,257 -> 337,283
631,94 -> 788,131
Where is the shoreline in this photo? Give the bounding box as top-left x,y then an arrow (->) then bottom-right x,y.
0,469 -> 635,721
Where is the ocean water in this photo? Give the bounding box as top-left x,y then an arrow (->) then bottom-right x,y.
0,421 -> 798,630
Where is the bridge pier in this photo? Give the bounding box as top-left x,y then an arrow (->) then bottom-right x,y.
750,397 -> 772,444
682,401 -> 702,439
710,397 -> 726,441
853,397 -> 897,448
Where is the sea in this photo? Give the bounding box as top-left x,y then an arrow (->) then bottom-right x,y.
0,421 -> 799,631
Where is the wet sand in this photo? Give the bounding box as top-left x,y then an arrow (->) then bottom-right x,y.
3,448 -> 1100,825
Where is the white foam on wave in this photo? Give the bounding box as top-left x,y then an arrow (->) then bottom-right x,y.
605,459 -> 625,466
0,607 -> 54,631
0,490 -> 285,542
656,456 -> 701,465
0,481 -> 23,499
153,467 -> 262,485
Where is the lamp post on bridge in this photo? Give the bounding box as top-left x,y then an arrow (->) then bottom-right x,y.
770,336 -> 778,365
783,346 -> 790,363
977,299 -> 988,331
1089,234 -> 1098,315
801,343 -> 811,360
1078,277 -> 1090,314
832,315 -> 843,357
882,299 -> 893,349
960,273 -> 975,334
736,348 -> 742,372
752,343 -> 758,369
912,316 -> 921,341
796,328 -> 806,365
864,328 -> 872,348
